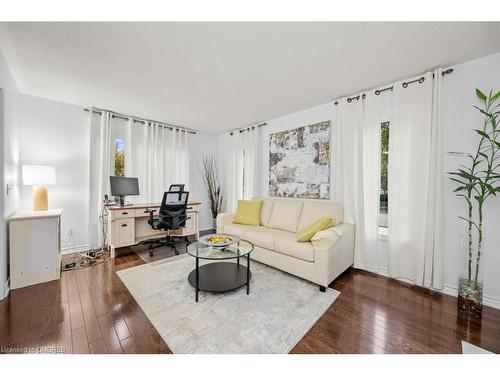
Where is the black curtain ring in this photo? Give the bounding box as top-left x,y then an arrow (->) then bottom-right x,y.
402,82 -> 408,88
419,77 -> 425,83
375,90 -> 381,95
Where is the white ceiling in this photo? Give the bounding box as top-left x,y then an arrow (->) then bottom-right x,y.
1,22 -> 499,134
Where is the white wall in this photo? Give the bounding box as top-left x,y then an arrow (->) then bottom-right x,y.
15,96 -> 217,250
1,47 -> 20,300
188,132 -> 219,230
251,52 -> 500,308
17,94 -> 89,251
441,52 -> 500,307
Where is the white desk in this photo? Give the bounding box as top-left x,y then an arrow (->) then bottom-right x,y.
105,202 -> 201,258
9,209 -> 62,289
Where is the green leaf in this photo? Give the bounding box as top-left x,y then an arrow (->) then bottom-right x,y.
492,91 -> 500,102
476,89 -> 487,101
475,129 -> 490,139
474,195 -> 483,204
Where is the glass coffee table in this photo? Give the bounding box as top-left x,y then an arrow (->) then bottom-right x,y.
186,239 -> 254,302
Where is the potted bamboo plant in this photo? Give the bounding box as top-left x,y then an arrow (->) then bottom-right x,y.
449,88 -> 500,316
201,155 -> 223,230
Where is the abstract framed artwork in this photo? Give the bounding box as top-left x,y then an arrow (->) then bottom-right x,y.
269,120 -> 331,199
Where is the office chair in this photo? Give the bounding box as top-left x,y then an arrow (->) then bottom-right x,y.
143,191 -> 190,257
169,184 -> 185,192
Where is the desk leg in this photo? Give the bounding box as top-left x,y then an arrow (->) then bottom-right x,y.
246,254 -> 250,295
195,257 -> 199,302
110,245 -> 115,258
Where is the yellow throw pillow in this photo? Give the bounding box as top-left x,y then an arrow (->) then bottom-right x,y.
296,216 -> 334,242
233,200 -> 262,226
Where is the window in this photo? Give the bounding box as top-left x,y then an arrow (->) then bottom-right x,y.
114,138 -> 125,176
379,122 -> 389,228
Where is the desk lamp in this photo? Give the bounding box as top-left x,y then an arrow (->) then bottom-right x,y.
22,165 -> 56,211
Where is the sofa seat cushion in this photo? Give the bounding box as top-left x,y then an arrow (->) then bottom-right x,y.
222,223 -> 257,239
245,227 -> 279,250
268,199 -> 303,232
274,232 -> 315,262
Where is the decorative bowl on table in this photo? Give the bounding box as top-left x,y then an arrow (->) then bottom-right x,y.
198,234 -> 240,248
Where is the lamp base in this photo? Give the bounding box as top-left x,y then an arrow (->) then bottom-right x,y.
33,185 -> 48,211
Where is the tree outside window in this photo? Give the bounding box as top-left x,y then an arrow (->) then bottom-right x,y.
114,139 -> 125,176
379,122 -> 389,227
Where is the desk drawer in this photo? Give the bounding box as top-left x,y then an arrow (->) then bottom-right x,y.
134,208 -> 158,218
186,204 -> 199,213
111,209 -> 135,220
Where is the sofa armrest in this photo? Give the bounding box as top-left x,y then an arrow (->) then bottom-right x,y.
216,212 -> 235,233
311,226 -> 344,251
312,223 -> 355,287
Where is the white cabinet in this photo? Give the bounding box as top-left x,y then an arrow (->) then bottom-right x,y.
9,209 -> 62,289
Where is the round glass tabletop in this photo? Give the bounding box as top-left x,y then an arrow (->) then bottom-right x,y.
187,239 -> 254,260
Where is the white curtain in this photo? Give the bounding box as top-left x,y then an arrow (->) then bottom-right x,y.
88,110 -> 113,248
336,91 -> 386,272
388,69 -> 443,289
124,120 -> 189,203
225,131 -> 243,212
242,126 -> 260,200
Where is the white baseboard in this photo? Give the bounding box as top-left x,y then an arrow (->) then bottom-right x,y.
356,265 -> 500,310
441,283 -> 500,310
2,277 -> 10,300
61,244 -> 90,255
199,227 -> 215,232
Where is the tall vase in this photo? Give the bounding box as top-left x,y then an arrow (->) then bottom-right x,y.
458,235 -> 485,317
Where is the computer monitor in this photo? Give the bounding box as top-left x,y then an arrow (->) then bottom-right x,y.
109,176 -> 140,206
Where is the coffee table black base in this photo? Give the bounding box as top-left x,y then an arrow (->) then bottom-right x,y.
188,262 -> 252,296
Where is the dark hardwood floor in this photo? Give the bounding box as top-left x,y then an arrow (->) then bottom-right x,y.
1,250 -> 499,354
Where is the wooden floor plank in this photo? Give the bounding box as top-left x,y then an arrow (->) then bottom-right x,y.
1,251 -> 499,354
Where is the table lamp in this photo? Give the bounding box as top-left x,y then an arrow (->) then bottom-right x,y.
22,165 -> 56,211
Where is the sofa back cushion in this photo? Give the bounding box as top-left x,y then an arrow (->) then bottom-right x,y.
267,199 -> 303,232
297,201 -> 344,232
254,198 -> 274,227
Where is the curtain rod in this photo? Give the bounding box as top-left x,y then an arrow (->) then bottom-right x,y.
229,123 -> 267,136
83,107 -> 197,134
334,68 -> 454,105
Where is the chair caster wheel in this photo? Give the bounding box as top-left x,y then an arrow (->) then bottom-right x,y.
149,251 -> 154,257
175,250 -> 180,255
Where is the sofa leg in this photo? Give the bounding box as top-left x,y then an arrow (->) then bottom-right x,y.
319,285 -> 326,292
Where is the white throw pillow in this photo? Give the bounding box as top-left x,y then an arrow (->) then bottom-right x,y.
267,199 -> 303,232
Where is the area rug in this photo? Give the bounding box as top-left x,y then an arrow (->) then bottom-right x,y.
116,254 -> 340,353
462,341 -> 493,354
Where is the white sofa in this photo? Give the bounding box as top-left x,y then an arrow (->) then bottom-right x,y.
216,198 -> 355,291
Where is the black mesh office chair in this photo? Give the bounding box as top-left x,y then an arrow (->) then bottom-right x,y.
143,191 -> 189,257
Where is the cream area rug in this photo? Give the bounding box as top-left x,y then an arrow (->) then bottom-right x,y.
462,341 -> 493,354
116,255 -> 340,353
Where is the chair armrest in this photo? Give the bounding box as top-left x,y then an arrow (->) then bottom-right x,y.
216,212 -> 235,232
144,208 -> 157,224
311,226 -> 344,251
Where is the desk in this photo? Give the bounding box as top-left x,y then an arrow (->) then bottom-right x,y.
106,202 -> 201,258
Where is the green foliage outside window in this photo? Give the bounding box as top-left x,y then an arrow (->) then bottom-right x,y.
380,122 -> 389,215
114,139 -> 125,177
